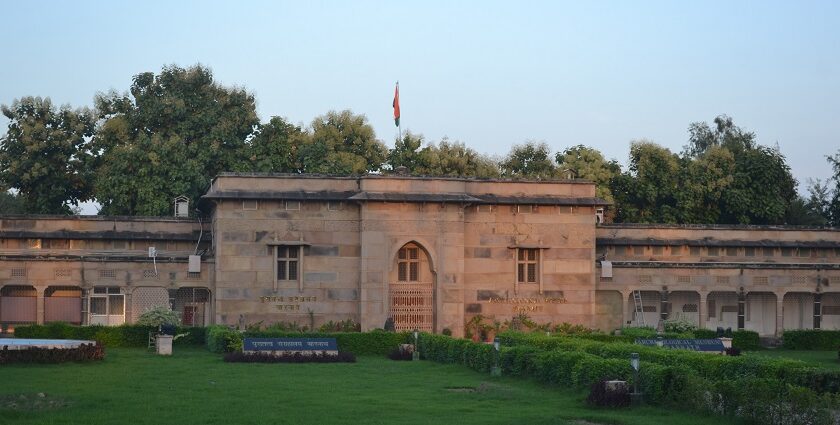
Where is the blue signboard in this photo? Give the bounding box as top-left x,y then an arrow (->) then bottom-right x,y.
243,338 -> 338,352
635,338 -> 725,352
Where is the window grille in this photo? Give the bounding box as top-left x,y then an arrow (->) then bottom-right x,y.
682,304 -> 698,313
716,276 -> 730,284
517,248 -> 539,284
397,247 -> 420,282
100,269 -> 116,279
753,276 -> 768,284
276,246 -> 300,281
10,268 -> 26,278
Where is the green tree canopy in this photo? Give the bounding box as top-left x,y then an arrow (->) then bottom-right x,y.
555,145 -> 621,205
499,141 -> 556,178
612,141 -> 681,223
0,96 -> 95,214
414,138 -> 500,178
92,65 -> 259,215
247,116 -> 307,173
299,110 -> 387,174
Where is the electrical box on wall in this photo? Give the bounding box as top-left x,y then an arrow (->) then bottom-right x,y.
148,247 -> 156,257
188,255 -> 201,273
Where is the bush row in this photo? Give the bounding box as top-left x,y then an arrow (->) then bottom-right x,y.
205,326 -> 411,356
419,333 -> 839,425
0,342 -> 105,364
497,332 -> 840,394
783,330 -> 840,350
14,323 -> 207,347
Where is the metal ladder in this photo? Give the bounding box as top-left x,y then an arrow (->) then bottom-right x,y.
632,290 -> 646,327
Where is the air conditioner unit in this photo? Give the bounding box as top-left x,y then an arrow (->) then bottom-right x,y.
188,255 -> 201,273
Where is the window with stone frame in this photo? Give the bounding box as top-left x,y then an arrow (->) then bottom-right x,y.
397,246 -> 420,282
517,248 -> 540,284
276,245 -> 301,282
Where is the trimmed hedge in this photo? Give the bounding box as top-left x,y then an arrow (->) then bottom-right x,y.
783,330 -> 840,350
206,327 -> 412,356
732,330 -> 761,350
419,333 -> 839,425
0,342 -> 105,364
496,332 -> 840,395
223,351 -> 356,363
14,323 -> 206,348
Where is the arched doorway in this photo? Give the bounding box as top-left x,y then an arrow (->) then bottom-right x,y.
389,242 -> 434,332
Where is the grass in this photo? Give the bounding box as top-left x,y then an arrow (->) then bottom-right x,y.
747,349 -> 840,370
0,348 -> 740,425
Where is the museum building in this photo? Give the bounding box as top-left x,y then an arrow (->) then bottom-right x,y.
0,173 -> 838,338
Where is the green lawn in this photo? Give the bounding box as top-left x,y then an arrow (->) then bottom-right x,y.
747,349 -> 840,370
0,348 -> 739,425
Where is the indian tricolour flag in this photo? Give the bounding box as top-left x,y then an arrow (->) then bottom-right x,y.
392,82 -> 400,127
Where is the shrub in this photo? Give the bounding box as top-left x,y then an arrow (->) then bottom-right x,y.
206,325 -> 243,353
0,342 -> 105,364
223,351 -> 356,363
783,330 -> 840,350
725,347 -> 741,356
135,305 -> 181,327
14,323 -> 206,348
692,328 -> 717,339
619,327 -> 657,338
317,319 -> 361,333
586,379 -> 630,408
663,316 -> 697,334
732,330 -> 761,350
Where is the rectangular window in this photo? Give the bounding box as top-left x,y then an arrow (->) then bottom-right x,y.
517,205 -> 533,214
669,246 -> 681,256
614,246 -> 626,256
798,248 -> 811,258
242,200 -> 258,210
744,247 -> 755,257
690,246 -> 700,256
397,247 -> 420,282
27,239 -> 42,249
328,201 -> 343,211
652,246 -> 663,255
516,248 -> 539,284
781,247 -> 794,257
285,201 -> 300,210
708,300 -> 716,318
112,240 -> 129,250
763,247 -> 775,257
707,247 -> 719,256
633,246 -> 645,256
276,246 -> 301,281
726,247 -> 738,256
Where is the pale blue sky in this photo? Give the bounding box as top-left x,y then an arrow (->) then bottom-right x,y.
2,1 -> 839,201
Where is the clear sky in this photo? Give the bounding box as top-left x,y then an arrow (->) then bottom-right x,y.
1,1 -> 839,205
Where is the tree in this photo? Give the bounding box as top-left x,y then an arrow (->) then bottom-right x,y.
718,145 -> 796,224
826,152 -> 840,226
685,114 -> 755,157
675,146 -> 735,223
685,115 -> 797,225
92,65 -> 259,216
0,96 -> 95,214
414,138 -> 500,178
387,132 -> 426,172
611,141 -> 681,223
500,141 -> 556,178
555,145 -> 621,205
298,110 -> 387,174
0,191 -> 27,214
247,116 -> 307,173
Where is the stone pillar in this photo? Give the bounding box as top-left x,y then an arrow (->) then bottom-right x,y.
660,289 -> 669,323
814,292 -> 822,330
698,292 -> 708,330
620,291 -> 629,327
35,287 -> 46,325
775,294 -> 785,337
